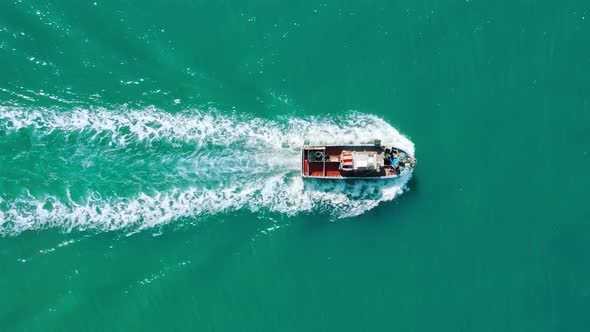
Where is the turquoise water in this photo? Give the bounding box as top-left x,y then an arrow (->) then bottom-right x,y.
1,0 -> 590,331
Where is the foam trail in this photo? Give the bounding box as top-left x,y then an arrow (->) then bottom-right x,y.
0,106 -> 414,151
0,173 -> 412,235
0,106 -> 415,236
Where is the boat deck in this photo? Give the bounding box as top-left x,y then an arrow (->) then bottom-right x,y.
302,145 -> 397,178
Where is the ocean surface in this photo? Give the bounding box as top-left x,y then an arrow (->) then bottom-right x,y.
1,0 -> 589,331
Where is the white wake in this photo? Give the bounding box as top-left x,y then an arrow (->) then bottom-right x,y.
0,106 -> 415,236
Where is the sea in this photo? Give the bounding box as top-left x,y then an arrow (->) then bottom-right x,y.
1,1 -> 589,331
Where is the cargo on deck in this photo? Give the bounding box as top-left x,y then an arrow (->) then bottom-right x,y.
301,141 -> 416,180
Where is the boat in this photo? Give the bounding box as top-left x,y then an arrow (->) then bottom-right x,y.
301,140 -> 416,179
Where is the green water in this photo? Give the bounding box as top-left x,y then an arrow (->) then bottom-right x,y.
1,0 -> 590,330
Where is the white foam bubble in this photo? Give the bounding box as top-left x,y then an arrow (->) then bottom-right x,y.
0,172 -> 412,236
0,106 -> 414,153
